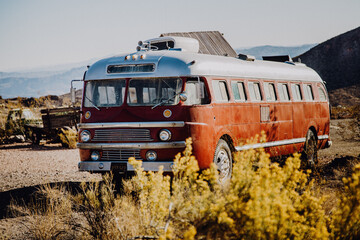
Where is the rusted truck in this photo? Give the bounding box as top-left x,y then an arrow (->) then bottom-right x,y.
28,107 -> 80,145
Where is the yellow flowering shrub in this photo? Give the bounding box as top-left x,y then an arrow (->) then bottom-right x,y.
125,136 -> 329,239
331,164 -> 360,240
17,135 -> 360,239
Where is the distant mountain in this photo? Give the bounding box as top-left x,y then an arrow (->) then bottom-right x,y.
294,26 -> 360,106
236,44 -> 317,60
0,66 -> 87,99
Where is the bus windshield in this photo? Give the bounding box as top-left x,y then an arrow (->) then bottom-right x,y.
84,79 -> 126,108
128,78 -> 183,106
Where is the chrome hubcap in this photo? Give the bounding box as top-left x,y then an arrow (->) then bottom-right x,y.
215,149 -> 231,181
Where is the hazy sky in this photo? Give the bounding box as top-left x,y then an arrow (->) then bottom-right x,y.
0,0 -> 359,71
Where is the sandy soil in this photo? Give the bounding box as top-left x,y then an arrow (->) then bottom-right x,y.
0,119 -> 359,239
0,143 -> 101,192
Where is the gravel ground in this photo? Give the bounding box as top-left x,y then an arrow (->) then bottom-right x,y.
0,143 -> 101,192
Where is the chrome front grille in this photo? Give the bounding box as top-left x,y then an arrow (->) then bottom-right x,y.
101,149 -> 142,161
93,129 -> 152,142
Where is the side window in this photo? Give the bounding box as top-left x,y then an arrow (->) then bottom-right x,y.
184,79 -> 210,105
291,84 -> 302,101
318,87 -> 327,101
212,81 -> 229,102
277,83 -> 290,101
304,84 -> 314,101
264,82 -> 277,101
248,82 -> 262,102
231,81 -> 247,101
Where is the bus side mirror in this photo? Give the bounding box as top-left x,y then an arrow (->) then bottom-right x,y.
71,86 -> 76,105
179,93 -> 187,102
71,79 -> 82,106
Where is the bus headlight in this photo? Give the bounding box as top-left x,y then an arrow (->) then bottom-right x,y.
91,151 -> 100,161
146,150 -> 157,161
159,129 -> 171,141
80,130 -> 91,142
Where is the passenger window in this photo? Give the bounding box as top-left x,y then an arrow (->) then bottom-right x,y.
185,79 -> 210,105
318,87 -> 327,101
248,82 -> 262,102
212,81 -> 229,102
231,81 -> 247,101
291,84 -> 302,101
304,84 -> 314,101
278,83 -> 290,101
264,82 -> 277,101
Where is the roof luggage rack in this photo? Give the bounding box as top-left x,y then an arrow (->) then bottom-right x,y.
262,55 -> 293,62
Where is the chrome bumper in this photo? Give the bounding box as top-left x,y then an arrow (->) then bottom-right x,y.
77,141 -> 186,150
78,161 -> 174,172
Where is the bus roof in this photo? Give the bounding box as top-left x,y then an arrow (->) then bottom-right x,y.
85,50 -> 323,83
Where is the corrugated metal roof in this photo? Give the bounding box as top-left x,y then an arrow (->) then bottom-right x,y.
160,31 -> 237,58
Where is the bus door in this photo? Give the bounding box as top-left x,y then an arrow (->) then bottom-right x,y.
260,81 -> 294,156
259,82 -> 279,142
291,83 -> 306,152
183,77 -> 213,168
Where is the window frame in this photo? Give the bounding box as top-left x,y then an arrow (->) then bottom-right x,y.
231,81 -> 247,102
291,83 -> 303,102
212,80 -> 230,102
264,82 -> 277,102
248,81 -> 263,102
277,83 -> 290,102
318,86 -> 327,101
183,78 -> 210,106
304,84 -> 314,101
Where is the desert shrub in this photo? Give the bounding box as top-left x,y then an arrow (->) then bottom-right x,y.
331,164 -> 360,240
70,174 -> 146,239
125,136 -> 329,240
71,174 -> 118,239
10,184 -> 78,239
11,136 -> 337,239
331,105 -> 360,120
58,128 -> 78,148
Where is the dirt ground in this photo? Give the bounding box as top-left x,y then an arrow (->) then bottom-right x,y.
0,119 -> 359,239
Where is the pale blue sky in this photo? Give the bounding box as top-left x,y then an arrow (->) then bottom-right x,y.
0,0 -> 359,71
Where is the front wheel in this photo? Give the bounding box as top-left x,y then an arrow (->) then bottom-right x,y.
302,130 -> 318,168
213,139 -> 233,183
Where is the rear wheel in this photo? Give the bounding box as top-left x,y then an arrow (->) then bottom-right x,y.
31,130 -> 41,145
302,130 -> 318,168
213,139 -> 233,183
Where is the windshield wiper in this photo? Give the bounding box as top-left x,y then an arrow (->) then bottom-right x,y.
151,92 -> 181,109
85,95 -> 100,111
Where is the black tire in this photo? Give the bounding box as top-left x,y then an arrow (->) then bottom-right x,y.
213,139 -> 233,183
31,130 -> 41,145
302,130 -> 318,168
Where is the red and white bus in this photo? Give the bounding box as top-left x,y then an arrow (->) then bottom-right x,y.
76,35 -> 331,181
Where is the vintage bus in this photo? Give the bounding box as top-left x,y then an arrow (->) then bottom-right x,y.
76,34 -> 331,182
